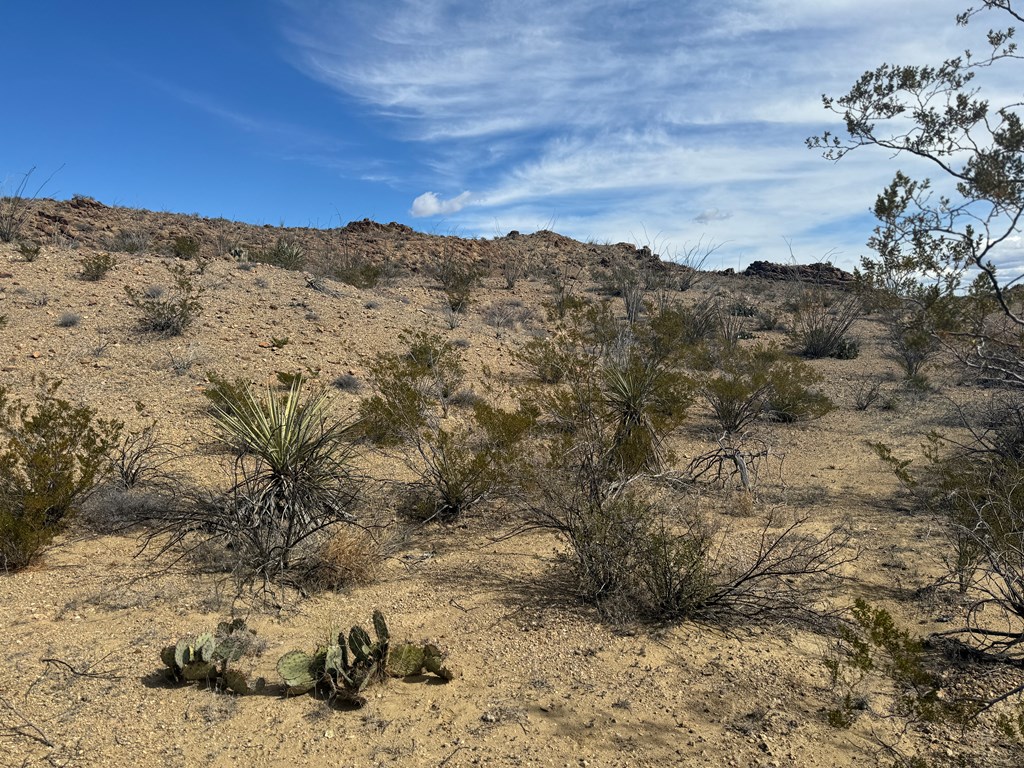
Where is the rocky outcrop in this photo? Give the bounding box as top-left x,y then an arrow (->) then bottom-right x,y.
741,260 -> 854,285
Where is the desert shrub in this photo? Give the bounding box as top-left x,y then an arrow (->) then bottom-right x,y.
125,262 -> 203,336
754,308 -> 781,331
171,235 -> 201,260
788,286 -> 861,358
326,249 -> 385,289
358,332 -> 465,443
331,373 -> 361,392
646,300 -> 720,358
883,308 -> 941,382
544,265 -> 586,320
595,261 -> 651,324
0,168 -> 40,243
823,600 -> 973,730
483,299 -> 533,330
108,223 -> 152,253
303,527 -> 386,590
699,344 -> 832,432
727,298 -> 759,317
851,380 -> 881,412
79,252 -> 116,281
18,241 -> 40,261
56,312 -> 80,328
190,381 -> 361,585
513,336 -> 569,384
0,380 -> 121,571
252,237 -> 306,270
203,371 -> 256,418
874,396 -> 1024,656
525,450 -> 851,623
429,249 -> 479,311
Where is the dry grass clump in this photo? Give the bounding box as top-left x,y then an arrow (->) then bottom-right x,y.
305,527 -> 387,590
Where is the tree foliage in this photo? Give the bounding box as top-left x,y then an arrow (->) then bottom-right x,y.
809,1 -> 1024,383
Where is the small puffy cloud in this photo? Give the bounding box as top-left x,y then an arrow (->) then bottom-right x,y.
411,190 -> 472,217
693,208 -> 733,224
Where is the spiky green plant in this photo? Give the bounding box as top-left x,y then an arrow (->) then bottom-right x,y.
207,379 -> 360,580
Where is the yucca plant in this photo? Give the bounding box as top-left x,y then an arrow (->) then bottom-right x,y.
207,379 -> 360,581
603,356 -> 690,476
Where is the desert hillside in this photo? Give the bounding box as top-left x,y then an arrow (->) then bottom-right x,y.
1,199 -> 1021,768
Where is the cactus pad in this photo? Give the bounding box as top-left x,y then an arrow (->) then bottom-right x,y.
277,650 -> 318,695
387,643 -> 426,677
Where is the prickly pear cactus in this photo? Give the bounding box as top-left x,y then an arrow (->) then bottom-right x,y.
276,611 -> 454,709
161,619 -> 256,694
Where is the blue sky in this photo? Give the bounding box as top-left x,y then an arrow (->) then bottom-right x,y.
0,0 -> 997,270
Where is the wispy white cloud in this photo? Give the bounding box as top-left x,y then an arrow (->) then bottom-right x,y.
411,190 -> 472,216
280,0 -> 1010,268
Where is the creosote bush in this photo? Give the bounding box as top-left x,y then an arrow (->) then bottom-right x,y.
79,252 -> 116,281
171,235 -> 201,260
0,380 -> 121,571
698,343 -> 832,432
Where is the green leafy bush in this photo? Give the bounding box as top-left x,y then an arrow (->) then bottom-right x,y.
699,344 -> 832,432
0,380 -> 121,571
79,252 -> 116,281
171,235 -> 201,260
358,331 -> 465,443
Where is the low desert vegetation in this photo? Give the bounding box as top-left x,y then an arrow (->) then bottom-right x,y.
124,261 -> 203,336
0,380 -> 121,571
5,7 -> 1024,762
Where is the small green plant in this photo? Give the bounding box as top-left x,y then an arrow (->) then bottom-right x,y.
79,252 -> 116,281
0,380 -> 121,571
161,618 -> 261,695
270,336 -> 289,349
429,247 -> 479,311
17,241 -> 40,261
277,611 -> 453,707
788,287 -> 861,359
202,372 -> 255,417
252,237 -> 306,270
358,331 -> 465,443
823,600 -> 975,729
699,344 -> 832,432
171,235 -> 201,260
124,262 -> 203,336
